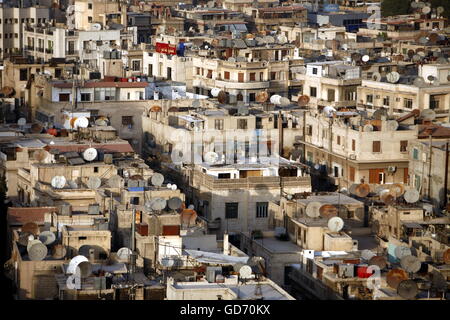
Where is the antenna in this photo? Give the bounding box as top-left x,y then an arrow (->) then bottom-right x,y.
400,255 -> 421,273
27,240 -> 48,261
51,176 -> 66,189
83,148 -> 98,161
87,176 -> 101,189
39,231 -> 56,246
319,204 -> 338,219
51,244 -> 67,259
168,197 -> 183,210
305,202 -> 321,218
151,173 -> 164,187
387,269 -> 409,289
327,217 -> 344,232
397,280 -> 418,299
404,189 -> 420,203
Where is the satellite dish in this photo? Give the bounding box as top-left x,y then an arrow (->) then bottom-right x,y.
264,36 -> 275,44
83,148 -> 98,161
386,120 -> 399,131
428,270 -> 447,291
74,117 -> 89,129
363,124 -> 374,132
117,247 -> 132,261
400,255 -> 421,273
51,244 -> 67,259
237,105 -> 249,115
270,94 -> 282,105
298,95 -> 310,107
395,245 -> 412,260
17,117 -> 26,126
28,241 -> 48,261
256,91 -> 269,103
387,72 -> 400,84
151,173 -> 164,186
161,257 -> 175,267
31,123 -> 43,133
361,249 -> 376,261
420,109 -> 436,121
404,189 -> 420,203
87,176 -> 101,189
77,261 -> 92,278
204,151 -> 219,164
51,176 -> 66,189
373,108 -> 388,120
217,90 -> 227,104
18,232 -> 34,247
362,55 -> 370,62
107,175 -> 123,188
211,88 -> 221,97
437,6 -> 445,15
151,197 -> 167,211
95,117 -> 109,126
369,256 -> 387,270
171,184 -> 177,190
279,97 -> 290,106
418,36 -> 429,45
349,183 -> 359,195
328,217 -> 344,232
168,197 -> 183,210
277,34 -> 287,44
412,54 -> 422,62
389,184 -> 405,197
372,72 -> 382,81
387,269 -> 409,289
22,221 -> 40,236
436,57 -> 448,64
207,1 -> 215,8
34,149 -> 49,162
239,265 -> 252,279
355,183 -> 370,197
39,231 -> 56,245
413,77 -> 425,87
305,202 -> 321,218
227,57 -> 236,63
380,189 -> 396,205
67,255 -> 89,274
319,204 -> 338,219
188,204 -> 195,210
397,280 -> 418,299
422,6 -> 431,14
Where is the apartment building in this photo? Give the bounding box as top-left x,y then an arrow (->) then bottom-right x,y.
243,6 -> 308,32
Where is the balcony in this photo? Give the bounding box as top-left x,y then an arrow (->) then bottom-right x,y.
24,45 -> 34,51
45,48 -> 53,54
66,50 -> 79,56
215,79 -> 270,90
37,47 -> 44,53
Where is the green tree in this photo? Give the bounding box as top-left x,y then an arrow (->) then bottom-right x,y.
381,0 -> 411,17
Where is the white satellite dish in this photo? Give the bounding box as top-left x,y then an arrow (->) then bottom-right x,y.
362,55 -> 370,62
421,109 -> 436,121
394,246 -> 412,260
361,249 -> 376,261
211,88 -> 221,97
372,72 -> 382,81
151,197 -> 167,211
87,176 -> 101,189
117,247 -> 132,261
17,118 -> 27,126
323,106 -> 336,117
188,204 -> 195,210
204,151 -> 219,164
328,217 -> 344,232
151,173 -> 164,186
90,23 -> 101,31
167,183 -> 172,189
239,265 -> 252,279
404,189 -> 420,203
171,184 -> 177,190
74,117 -> 89,129
161,257 -> 175,267
422,6 -> 431,14
107,175 -> 123,188
386,120 -> 399,131
305,202 -> 321,218
363,124 -> 374,132
67,255 -> 90,276
387,72 -> 400,84
400,255 -> 421,273
39,231 -> 56,246
270,95 -> 282,105
83,148 -> 98,161
28,241 -> 48,261
51,176 -> 66,189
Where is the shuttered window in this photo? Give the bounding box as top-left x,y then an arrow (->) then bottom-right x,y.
224,71 -> 230,80
349,167 -> 355,182
400,140 -> 408,153
372,141 -> 381,153
369,169 -> 384,184
352,139 -> 356,151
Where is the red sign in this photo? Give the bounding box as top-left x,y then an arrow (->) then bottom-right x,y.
156,42 -> 177,55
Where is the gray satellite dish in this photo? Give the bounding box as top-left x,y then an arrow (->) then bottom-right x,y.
386,120 -> 399,131
151,173 -> 164,187
107,175 -> 123,188
144,200 -> 154,212
28,241 -> 48,261
349,183 -> 359,195
39,231 -> 56,246
67,180 -> 78,189
192,100 -> 200,108
412,54 -> 422,62
51,176 -> 66,189
279,97 -> 290,106
400,255 -> 421,273
305,202 -> 321,218
436,57 -> 448,64
204,151 -> 219,165
363,124 -> 374,132
168,197 -> 183,210
373,108 -> 388,120
161,257 -> 175,267
188,204 -> 195,210
372,72 -> 382,81
18,117 -> 26,126
413,77 -> 425,87
77,261 -> 92,278
404,189 -> 420,203
421,109 -> 435,121
387,72 -> 400,84
419,37 -> 429,45
328,217 -> 344,232
27,239 -> 42,252
422,6 -> 431,14
239,265 -> 252,279
429,270 -> 447,291
117,247 -> 132,261
397,280 -> 418,299
151,197 -> 167,211
395,246 -> 412,260
264,36 -> 275,44
87,176 -> 101,189
83,148 -> 98,161
361,249 -> 376,261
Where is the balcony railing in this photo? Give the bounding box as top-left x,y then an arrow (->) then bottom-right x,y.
65,50 -> 79,55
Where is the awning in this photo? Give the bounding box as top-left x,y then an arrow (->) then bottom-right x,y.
402,222 -> 423,229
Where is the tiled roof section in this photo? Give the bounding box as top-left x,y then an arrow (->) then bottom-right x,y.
7,207 -> 56,225
52,81 -> 148,89
46,143 -> 134,153
418,124 -> 450,139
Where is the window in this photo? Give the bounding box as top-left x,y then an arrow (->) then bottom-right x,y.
352,139 -> 356,151
94,167 -> 99,173
218,173 -> 231,179
256,202 -> 268,218
80,93 -> 91,101
132,60 -> 141,71
249,93 -> 256,102
327,89 -> 335,102
412,148 -> 419,160
367,94 -> 373,104
400,140 -> 408,153
237,119 -> 248,129
383,96 -> 390,106
312,67 -> 318,75
369,169 -> 384,184
337,135 -> 341,145
238,73 -> 244,82
430,97 -> 440,109
88,16 -> 93,23
306,125 -> 312,136
215,119 -> 224,130
404,98 -> 413,109
310,87 -> 317,97
207,69 -> 212,79
20,69 -> 28,81
88,3 -> 93,9
225,203 -> 238,219
372,141 -> 381,153
224,71 -> 230,80
122,116 -> 133,126
270,72 -> 276,80
349,167 -> 355,182
250,73 -> 256,81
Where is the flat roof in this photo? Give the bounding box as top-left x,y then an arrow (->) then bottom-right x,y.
253,237 -> 302,253
296,193 -> 363,206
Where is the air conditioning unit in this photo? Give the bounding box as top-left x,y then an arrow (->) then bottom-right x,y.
387,166 -> 397,173
349,154 -> 356,160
